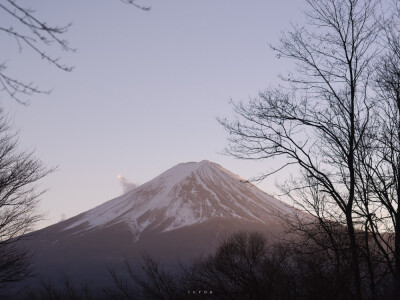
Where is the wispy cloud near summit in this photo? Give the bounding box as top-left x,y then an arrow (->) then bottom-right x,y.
117,175 -> 138,194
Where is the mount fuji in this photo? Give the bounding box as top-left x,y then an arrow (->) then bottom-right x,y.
18,160 -> 296,289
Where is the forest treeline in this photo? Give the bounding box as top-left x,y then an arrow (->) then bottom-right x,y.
16,230 -> 397,299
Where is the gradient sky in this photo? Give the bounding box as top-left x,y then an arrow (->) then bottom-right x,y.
2,0 -> 303,229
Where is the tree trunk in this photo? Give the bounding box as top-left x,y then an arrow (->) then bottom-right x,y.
347,211 -> 362,300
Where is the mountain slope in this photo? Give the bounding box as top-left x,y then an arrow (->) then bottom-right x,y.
15,160 -> 297,292
61,160 -> 293,240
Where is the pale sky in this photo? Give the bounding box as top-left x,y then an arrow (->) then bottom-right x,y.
1,0 -> 302,229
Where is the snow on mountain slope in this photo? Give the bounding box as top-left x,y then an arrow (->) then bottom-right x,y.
63,160 -> 294,240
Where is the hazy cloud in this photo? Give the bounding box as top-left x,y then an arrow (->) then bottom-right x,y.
117,175 -> 138,194
59,213 -> 67,222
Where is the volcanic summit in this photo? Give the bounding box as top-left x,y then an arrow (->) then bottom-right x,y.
19,160 -> 295,289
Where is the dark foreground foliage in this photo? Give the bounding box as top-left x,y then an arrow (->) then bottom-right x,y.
12,231 -> 397,300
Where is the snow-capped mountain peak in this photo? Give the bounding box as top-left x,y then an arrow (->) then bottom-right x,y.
64,160 -> 292,240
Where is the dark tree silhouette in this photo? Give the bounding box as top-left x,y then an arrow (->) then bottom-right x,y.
219,0 -> 383,298
185,232 -> 288,299
352,1 -> 400,297
0,109 -> 53,290
0,0 -> 149,104
19,230 -> 395,299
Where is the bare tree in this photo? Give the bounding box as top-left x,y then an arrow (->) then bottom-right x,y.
185,232 -> 285,299
351,1 -> 400,296
219,0 -> 382,298
0,0 -> 149,104
185,230 -> 366,299
105,254 -> 178,300
0,109 -> 53,289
